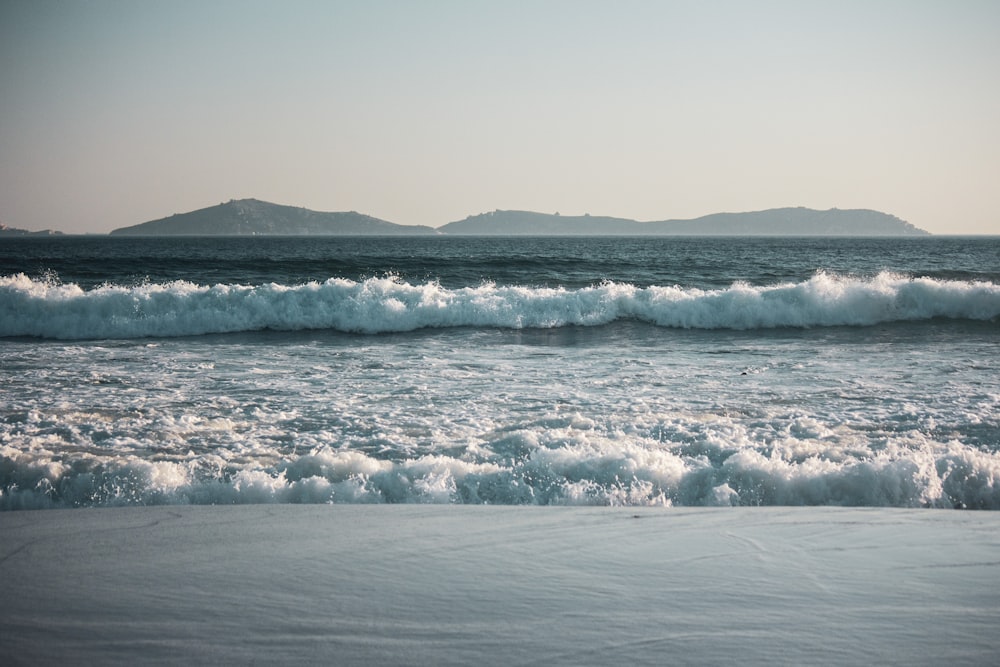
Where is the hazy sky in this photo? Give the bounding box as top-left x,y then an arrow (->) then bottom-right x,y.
1,0 -> 998,234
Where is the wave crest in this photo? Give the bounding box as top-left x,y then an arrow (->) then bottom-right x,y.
3,436 -> 998,509
2,272 -> 998,339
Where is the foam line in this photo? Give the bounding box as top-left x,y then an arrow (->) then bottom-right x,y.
2,272 -> 998,339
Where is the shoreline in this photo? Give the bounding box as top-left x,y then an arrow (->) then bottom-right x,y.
3,505 -> 998,665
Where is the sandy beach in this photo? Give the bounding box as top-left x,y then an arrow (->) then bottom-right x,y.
2,505 -> 998,665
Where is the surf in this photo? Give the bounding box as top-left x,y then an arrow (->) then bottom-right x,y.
2,271 -> 998,340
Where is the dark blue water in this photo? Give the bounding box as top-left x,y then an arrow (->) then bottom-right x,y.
4,235 -> 998,289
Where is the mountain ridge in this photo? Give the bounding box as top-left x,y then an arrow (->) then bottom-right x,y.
439,207 -> 928,236
108,199 -> 929,236
110,199 -> 436,236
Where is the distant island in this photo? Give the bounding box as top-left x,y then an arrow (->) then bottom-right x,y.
0,223 -> 62,236
439,208 -> 929,236
110,199 -> 436,236
106,199 -> 929,236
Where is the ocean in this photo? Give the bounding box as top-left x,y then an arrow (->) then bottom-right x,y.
2,235 -> 998,510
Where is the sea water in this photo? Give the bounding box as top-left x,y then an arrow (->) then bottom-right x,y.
2,236 -> 998,509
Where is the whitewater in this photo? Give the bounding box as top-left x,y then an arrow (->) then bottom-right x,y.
2,236 -> 998,510
3,270 -> 1000,339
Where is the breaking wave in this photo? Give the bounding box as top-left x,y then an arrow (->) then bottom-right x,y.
3,432 -> 998,510
2,271 -> 999,340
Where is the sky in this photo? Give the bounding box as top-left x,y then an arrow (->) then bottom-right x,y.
1,0 -> 998,234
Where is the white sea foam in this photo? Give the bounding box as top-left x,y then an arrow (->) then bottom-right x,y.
4,426 -> 999,510
2,271 -> 998,339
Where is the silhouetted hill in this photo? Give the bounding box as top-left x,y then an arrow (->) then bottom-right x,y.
439,211 -> 646,235
110,199 -> 436,236
438,207 -> 929,236
109,201 -> 929,236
